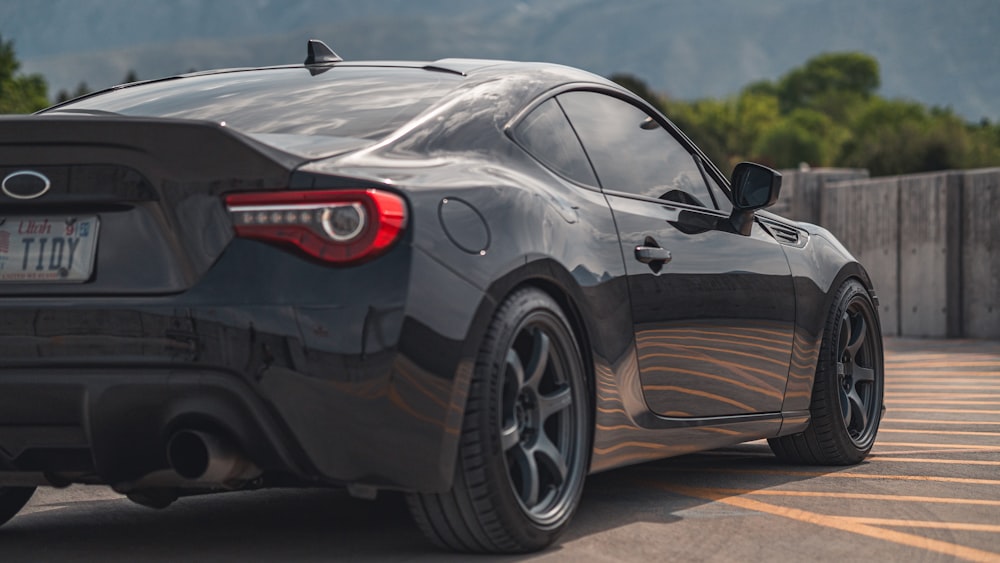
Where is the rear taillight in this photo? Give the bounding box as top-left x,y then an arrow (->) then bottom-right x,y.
224,189 -> 407,264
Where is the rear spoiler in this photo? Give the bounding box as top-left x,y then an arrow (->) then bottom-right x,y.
0,115 -> 304,187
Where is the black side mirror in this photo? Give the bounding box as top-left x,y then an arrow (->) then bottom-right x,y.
728,162 -> 782,235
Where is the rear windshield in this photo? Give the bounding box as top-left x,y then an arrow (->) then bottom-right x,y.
49,66 -> 461,140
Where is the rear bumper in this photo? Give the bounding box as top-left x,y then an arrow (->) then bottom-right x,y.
0,354 -> 461,492
0,240 -> 474,493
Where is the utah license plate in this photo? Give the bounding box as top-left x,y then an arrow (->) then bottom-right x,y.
0,216 -> 100,283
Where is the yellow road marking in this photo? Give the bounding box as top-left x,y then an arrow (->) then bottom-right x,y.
887,394 -> 1000,400
887,361 -> 1000,368
884,419 -> 1000,426
880,428 -> 1000,437
657,485 -> 1000,563
888,385 -> 1000,390
888,408 -> 1000,414
872,448 -> 1000,455
844,517 -> 1000,534
678,487 -> 1000,506
657,467 -> 1000,486
870,457 -> 1000,466
887,400 -> 1000,405
875,441 -> 1000,450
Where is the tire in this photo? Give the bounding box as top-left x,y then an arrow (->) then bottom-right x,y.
769,279 -> 884,465
407,288 -> 591,553
0,487 -> 36,527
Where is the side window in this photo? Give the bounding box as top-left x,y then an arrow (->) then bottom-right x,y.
513,98 -> 598,187
558,91 -> 714,208
698,157 -> 733,213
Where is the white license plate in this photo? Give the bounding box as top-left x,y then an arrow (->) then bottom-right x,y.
0,216 -> 100,283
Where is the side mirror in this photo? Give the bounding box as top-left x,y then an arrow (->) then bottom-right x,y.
728,162 -> 782,235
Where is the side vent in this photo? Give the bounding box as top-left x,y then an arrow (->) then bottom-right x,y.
767,222 -> 806,247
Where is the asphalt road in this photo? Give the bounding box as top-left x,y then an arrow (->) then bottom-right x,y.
2,337 -> 998,562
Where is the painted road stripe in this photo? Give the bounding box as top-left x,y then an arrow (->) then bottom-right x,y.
846,518 -> 1000,533
884,419 -> 1000,425
887,385 -> 1000,390
870,457 -> 1000,466
886,400 -> 1000,405
886,394 -> 1000,399
875,441 -> 1000,450
879,429 -> 1000,437
885,368 -> 1000,381
675,488 -> 1000,507
887,408 -> 1000,414
652,467 -> 1000,486
874,447 -> 1000,455
887,361 -> 1000,368
658,485 -> 1000,563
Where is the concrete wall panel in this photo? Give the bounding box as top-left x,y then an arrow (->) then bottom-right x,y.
897,172 -> 963,337
962,169 -> 1000,339
777,168 -> 869,224
821,177 -> 900,336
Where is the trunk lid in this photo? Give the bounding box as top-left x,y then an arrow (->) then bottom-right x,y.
0,116 -> 306,296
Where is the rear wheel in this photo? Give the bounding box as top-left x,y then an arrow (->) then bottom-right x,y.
0,486 -> 36,527
769,279 -> 884,465
407,288 -> 590,553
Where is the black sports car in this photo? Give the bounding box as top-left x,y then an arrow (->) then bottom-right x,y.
0,41 -> 884,553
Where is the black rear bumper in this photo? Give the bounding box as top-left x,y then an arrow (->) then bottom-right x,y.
0,367 -> 310,487
0,240 -> 473,494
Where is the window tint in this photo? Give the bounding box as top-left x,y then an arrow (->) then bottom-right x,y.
558,91 -> 713,207
699,158 -> 733,213
514,98 -> 598,186
52,67 -> 461,140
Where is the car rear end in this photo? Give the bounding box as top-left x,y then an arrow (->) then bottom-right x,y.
0,66 -> 463,497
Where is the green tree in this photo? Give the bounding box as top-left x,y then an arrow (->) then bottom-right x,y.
55,81 -> 92,104
753,109 -> 833,168
609,51 -> 1000,176
0,35 -> 48,113
777,52 -> 879,117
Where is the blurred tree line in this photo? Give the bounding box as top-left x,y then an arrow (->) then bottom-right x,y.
613,52 -> 1000,177
0,35 -> 47,113
1,34 -> 139,109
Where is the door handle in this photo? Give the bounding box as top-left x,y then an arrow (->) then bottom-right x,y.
634,246 -> 672,264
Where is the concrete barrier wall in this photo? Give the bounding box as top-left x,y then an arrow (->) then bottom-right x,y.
962,169 -> 1000,339
806,167 -> 999,339
898,172 -> 963,338
820,177 -> 901,336
775,168 -> 869,224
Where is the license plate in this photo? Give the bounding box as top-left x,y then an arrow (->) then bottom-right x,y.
0,216 -> 100,283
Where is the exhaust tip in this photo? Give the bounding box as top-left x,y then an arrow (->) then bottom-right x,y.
167,430 -> 211,480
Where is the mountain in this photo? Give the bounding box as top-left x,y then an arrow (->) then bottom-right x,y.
2,0 -> 997,120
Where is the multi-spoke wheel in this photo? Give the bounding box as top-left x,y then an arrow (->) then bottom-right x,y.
769,279 -> 884,465
0,486 -> 35,528
407,288 -> 590,553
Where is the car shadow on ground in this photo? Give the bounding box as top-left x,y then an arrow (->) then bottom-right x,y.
0,441 -> 853,562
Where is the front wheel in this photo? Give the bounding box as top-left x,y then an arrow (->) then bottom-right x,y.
407,288 -> 591,553
769,279 -> 884,465
0,486 -> 36,527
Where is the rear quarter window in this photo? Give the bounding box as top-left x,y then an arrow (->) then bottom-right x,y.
512,98 -> 598,187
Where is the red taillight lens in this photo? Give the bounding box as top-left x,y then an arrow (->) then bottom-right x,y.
224,189 -> 407,264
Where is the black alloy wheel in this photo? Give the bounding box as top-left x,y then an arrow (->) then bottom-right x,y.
836,301 -> 880,448
769,279 -> 884,465
500,322 -> 582,524
408,288 -> 590,553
